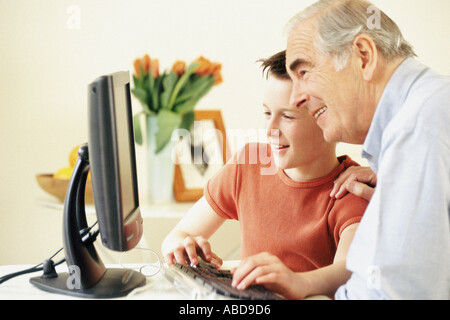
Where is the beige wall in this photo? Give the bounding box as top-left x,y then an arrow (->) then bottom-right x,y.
1,0 -> 449,264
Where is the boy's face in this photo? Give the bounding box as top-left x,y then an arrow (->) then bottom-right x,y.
263,76 -> 334,171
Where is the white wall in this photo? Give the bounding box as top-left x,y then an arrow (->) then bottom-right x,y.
1,0 -> 449,264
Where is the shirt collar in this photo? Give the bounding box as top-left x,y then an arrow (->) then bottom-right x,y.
362,58 -> 428,172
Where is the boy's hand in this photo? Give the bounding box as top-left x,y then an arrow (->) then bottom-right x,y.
231,252 -> 307,300
163,235 -> 223,267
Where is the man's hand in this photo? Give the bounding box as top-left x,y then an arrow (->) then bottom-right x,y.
330,166 -> 377,201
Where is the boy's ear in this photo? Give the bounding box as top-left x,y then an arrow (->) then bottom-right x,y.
352,34 -> 378,81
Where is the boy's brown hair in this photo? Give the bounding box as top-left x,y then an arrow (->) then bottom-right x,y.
258,50 -> 290,80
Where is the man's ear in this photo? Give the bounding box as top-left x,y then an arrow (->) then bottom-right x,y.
352,34 -> 378,81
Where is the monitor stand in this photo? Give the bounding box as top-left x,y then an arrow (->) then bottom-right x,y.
30,144 -> 146,298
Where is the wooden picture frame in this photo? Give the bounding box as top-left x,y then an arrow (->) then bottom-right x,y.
173,110 -> 231,202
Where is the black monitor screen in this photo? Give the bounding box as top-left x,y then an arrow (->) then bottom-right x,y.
88,71 -> 143,252
111,76 -> 136,217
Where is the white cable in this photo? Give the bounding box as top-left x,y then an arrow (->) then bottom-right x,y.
119,247 -> 163,278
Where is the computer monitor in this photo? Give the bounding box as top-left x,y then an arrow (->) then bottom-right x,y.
30,71 -> 146,298
88,71 -> 143,252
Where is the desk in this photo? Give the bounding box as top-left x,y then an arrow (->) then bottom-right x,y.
2,264 -> 246,300
0,261 -> 261,300
0,264 -> 182,300
0,263 -> 329,300
0,260 -> 243,300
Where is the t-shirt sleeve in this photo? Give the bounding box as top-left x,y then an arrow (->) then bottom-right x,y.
328,193 -> 368,246
204,150 -> 240,220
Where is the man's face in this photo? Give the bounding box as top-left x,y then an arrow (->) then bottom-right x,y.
286,20 -> 369,144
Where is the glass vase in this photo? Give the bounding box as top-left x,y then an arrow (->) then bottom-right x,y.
146,115 -> 175,204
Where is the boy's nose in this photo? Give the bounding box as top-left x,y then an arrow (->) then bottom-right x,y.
266,125 -> 280,144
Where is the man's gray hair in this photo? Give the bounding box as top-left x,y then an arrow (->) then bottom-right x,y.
285,0 -> 416,70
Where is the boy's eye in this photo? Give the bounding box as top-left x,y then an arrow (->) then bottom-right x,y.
283,114 -> 295,120
263,111 -> 271,117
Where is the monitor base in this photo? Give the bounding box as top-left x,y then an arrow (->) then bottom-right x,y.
30,268 -> 146,299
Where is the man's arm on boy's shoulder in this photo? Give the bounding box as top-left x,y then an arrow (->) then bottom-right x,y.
330,166 -> 377,201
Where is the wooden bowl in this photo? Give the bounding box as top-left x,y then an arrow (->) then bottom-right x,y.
36,174 -> 94,204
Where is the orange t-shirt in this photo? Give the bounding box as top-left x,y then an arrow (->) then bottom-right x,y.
204,143 -> 368,272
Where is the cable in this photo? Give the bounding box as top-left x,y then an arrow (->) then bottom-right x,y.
0,256 -> 66,285
122,248 -> 164,299
0,221 -> 98,285
119,247 -> 163,278
48,247 -> 64,260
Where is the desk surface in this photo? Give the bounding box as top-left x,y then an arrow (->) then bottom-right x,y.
0,264 -> 185,300
0,263 -> 330,300
0,261 -> 247,300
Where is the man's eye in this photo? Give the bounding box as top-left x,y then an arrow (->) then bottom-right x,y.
299,70 -> 307,77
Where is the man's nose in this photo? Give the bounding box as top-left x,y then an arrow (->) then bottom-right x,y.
290,83 -> 309,109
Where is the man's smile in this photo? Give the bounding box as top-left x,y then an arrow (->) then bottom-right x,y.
313,106 -> 328,119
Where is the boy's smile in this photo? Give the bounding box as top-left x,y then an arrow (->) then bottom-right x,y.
263,76 -> 338,181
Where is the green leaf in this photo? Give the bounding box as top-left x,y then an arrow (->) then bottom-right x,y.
148,70 -> 155,91
167,63 -> 198,110
131,88 -> 151,114
179,111 -> 195,132
131,87 -> 146,104
132,75 -> 141,88
176,73 -> 198,94
133,112 -> 144,145
194,75 -> 215,97
154,110 -> 182,154
175,75 -> 211,103
173,98 -> 199,114
152,76 -> 163,112
173,77 -> 214,114
160,72 -> 179,110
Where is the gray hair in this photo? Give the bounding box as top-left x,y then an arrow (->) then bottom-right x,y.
285,0 -> 416,70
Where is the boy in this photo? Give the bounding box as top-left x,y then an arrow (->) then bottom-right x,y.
162,50 -> 367,299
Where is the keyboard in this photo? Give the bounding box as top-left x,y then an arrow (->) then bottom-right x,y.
167,259 -> 283,300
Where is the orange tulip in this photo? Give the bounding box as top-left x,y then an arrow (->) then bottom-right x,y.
142,54 -> 151,73
192,56 -> 222,84
193,56 -> 212,76
211,63 -> 221,82
209,62 -> 223,85
210,62 -> 221,75
172,60 -> 186,76
150,58 -> 159,78
133,54 -> 159,78
134,54 -> 220,84
133,58 -> 141,77
213,71 -> 223,85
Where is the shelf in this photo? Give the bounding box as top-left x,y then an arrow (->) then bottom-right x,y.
36,197 -> 193,219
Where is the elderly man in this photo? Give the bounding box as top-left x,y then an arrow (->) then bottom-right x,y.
285,0 -> 450,299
